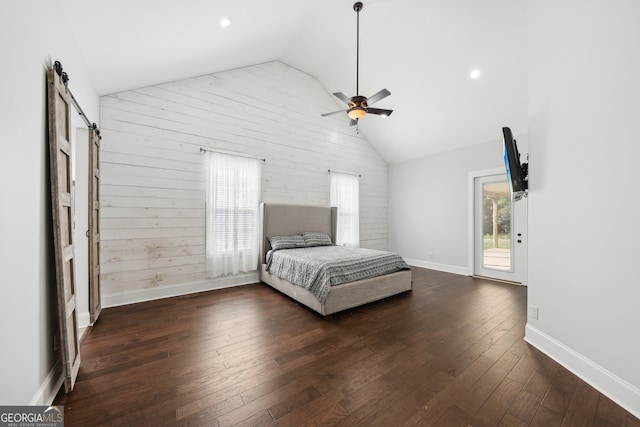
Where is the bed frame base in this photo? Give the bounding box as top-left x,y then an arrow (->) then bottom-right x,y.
260,265 -> 412,316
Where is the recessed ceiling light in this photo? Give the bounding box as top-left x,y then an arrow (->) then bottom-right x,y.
470,69 -> 481,79
220,18 -> 231,28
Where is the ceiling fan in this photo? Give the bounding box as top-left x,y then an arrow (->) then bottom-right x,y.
321,2 -> 393,126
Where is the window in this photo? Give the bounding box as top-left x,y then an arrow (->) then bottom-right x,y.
205,152 -> 261,278
330,171 -> 360,247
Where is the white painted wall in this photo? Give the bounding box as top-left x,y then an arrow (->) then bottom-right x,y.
388,136 -> 527,274
0,1 -> 99,405
99,61 -> 389,306
526,0 -> 640,417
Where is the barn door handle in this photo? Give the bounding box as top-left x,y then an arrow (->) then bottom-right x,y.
86,230 -> 89,238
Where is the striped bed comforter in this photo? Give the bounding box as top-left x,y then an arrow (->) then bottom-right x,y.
266,246 -> 410,304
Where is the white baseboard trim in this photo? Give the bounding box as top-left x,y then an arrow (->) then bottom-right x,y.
404,258 -> 470,276
102,272 -> 260,308
78,311 -> 90,329
525,324 -> 640,419
30,360 -> 63,406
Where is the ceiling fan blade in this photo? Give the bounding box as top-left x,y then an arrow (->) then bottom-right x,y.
366,108 -> 393,117
350,118 -> 358,126
333,92 -> 352,105
321,109 -> 347,117
366,89 -> 391,105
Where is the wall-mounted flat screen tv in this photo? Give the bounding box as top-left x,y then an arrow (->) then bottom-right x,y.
502,126 -> 528,202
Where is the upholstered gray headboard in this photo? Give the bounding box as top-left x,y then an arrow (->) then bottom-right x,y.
259,203 -> 337,264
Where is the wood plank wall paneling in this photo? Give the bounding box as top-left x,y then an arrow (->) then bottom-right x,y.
99,61 -> 389,301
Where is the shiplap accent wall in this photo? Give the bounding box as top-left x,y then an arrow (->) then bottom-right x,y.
99,61 -> 388,306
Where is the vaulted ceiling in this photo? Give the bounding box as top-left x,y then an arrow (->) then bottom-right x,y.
59,0 -> 526,164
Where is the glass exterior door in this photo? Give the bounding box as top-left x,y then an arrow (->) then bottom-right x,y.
482,180 -> 512,271
474,174 -> 527,283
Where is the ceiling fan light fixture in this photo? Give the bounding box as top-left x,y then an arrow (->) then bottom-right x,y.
348,108 -> 366,120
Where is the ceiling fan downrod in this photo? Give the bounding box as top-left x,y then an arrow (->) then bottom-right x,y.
354,2 -> 362,96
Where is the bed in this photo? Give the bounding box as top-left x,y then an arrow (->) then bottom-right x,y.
259,203 -> 412,315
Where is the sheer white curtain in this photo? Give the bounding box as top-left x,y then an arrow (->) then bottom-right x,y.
330,171 -> 360,247
205,152 -> 261,278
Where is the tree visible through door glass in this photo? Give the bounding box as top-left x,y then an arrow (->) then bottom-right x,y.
482,182 -> 512,271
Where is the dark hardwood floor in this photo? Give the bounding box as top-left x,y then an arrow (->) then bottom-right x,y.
54,267 -> 640,426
